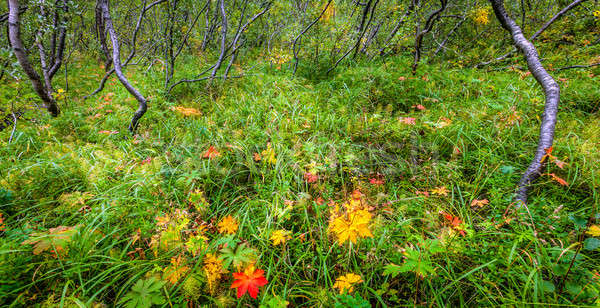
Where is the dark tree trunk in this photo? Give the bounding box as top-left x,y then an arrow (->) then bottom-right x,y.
412,0 -> 447,74
292,0 -> 333,74
7,0 -> 60,116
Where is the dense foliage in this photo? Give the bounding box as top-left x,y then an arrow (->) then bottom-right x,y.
1,0 -> 599,306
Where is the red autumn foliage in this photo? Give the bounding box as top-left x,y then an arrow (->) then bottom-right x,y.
369,177 -> 384,185
230,266 -> 268,299
202,146 -> 221,159
304,172 -> 318,183
441,211 -> 466,236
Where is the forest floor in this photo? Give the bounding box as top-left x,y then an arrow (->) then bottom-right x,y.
1,55 -> 600,307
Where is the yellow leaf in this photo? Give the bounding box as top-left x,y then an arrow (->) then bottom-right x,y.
333,273 -> 363,294
431,186 -> 449,196
587,225 -> 600,237
163,255 -> 189,284
270,229 -> 291,246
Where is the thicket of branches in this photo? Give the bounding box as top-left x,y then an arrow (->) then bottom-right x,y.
1,0 -> 599,204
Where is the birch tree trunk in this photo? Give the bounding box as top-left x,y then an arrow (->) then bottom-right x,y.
489,0 -> 560,206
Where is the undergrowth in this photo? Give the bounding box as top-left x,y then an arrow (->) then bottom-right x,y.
1,55 -> 599,307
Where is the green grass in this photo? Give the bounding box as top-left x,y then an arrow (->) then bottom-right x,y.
1,54 -> 599,307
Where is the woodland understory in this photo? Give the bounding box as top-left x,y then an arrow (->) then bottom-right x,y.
1,0 -> 600,307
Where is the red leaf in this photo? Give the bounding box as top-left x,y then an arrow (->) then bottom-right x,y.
440,212 -> 465,236
304,172 -> 318,183
399,117 -> 416,125
369,177 -> 384,185
230,266 -> 268,299
415,190 -> 430,197
141,157 -> 152,165
202,146 -> 221,159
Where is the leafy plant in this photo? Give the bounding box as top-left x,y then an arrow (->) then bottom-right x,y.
118,277 -> 166,308
334,294 -> 371,308
220,243 -> 257,271
260,295 -> 289,308
383,238 -> 444,278
21,226 -> 78,257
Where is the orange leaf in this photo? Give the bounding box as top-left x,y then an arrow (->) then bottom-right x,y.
540,146 -> 556,163
548,173 -> 568,186
351,190 -> 362,200
554,159 -> 566,169
470,199 -> 489,208
202,146 -> 221,159
163,255 -> 189,284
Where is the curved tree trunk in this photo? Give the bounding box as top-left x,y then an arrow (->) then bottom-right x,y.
98,0 -> 148,133
292,0 -> 333,74
412,0 -> 447,74
489,0 -> 560,206
7,0 -> 60,116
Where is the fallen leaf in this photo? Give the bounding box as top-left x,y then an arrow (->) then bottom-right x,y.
202,146 -> 221,159
415,190 -> 430,197
99,130 -> 118,135
586,225 -> 600,237
304,172 -> 318,183
471,199 -> 489,208
431,186 -> 449,196
547,173 -> 568,186
399,117 -> 416,125
230,265 -> 268,299
369,177 -> 384,185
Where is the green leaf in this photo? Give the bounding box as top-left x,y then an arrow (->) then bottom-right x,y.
542,280 -> 555,293
569,214 -> 587,230
551,264 -> 568,276
220,243 -> 257,270
583,238 -> 600,250
259,295 -> 289,308
334,294 -> 371,308
500,165 -> 515,174
565,282 -> 583,295
382,264 -> 404,278
119,277 -> 166,308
